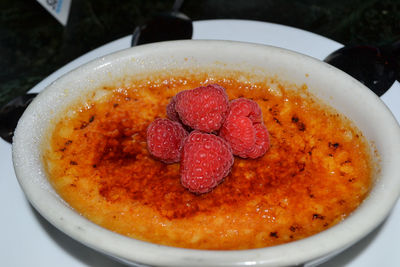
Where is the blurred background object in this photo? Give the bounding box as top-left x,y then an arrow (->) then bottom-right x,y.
1,0 -> 399,106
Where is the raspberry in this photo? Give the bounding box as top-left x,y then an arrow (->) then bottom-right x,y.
228,98 -> 262,123
174,84 -> 229,132
220,98 -> 270,159
245,123 -> 270,159
219,116 -> 256,157
180,131 -> 234,194
166,94 -> 180,122
146,118 -> 188,163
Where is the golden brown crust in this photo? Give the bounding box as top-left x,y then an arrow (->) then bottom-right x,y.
43,75 -> 372,250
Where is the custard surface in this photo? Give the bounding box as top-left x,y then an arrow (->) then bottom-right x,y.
43,74 -> 372,249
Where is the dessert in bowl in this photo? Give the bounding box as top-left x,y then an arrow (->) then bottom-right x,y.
12,40 -> 400,266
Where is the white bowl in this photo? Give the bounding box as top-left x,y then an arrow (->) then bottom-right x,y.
12,40 -> 400,266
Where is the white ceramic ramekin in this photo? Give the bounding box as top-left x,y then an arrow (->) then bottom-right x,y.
12,40 -> 400,266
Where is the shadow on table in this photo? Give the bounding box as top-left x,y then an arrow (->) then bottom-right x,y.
318,218 -> 387,267
30,204 -> 131,267
30,202 -> 388,267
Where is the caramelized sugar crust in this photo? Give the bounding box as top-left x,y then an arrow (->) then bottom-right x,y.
43,75 -> 372,250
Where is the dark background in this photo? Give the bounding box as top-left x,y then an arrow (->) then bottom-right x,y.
1,0 -> 399,107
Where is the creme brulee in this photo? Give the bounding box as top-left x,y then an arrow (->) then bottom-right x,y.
43,73 -> 373,250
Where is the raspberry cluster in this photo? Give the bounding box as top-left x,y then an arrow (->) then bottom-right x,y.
146,84 -> 270,194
